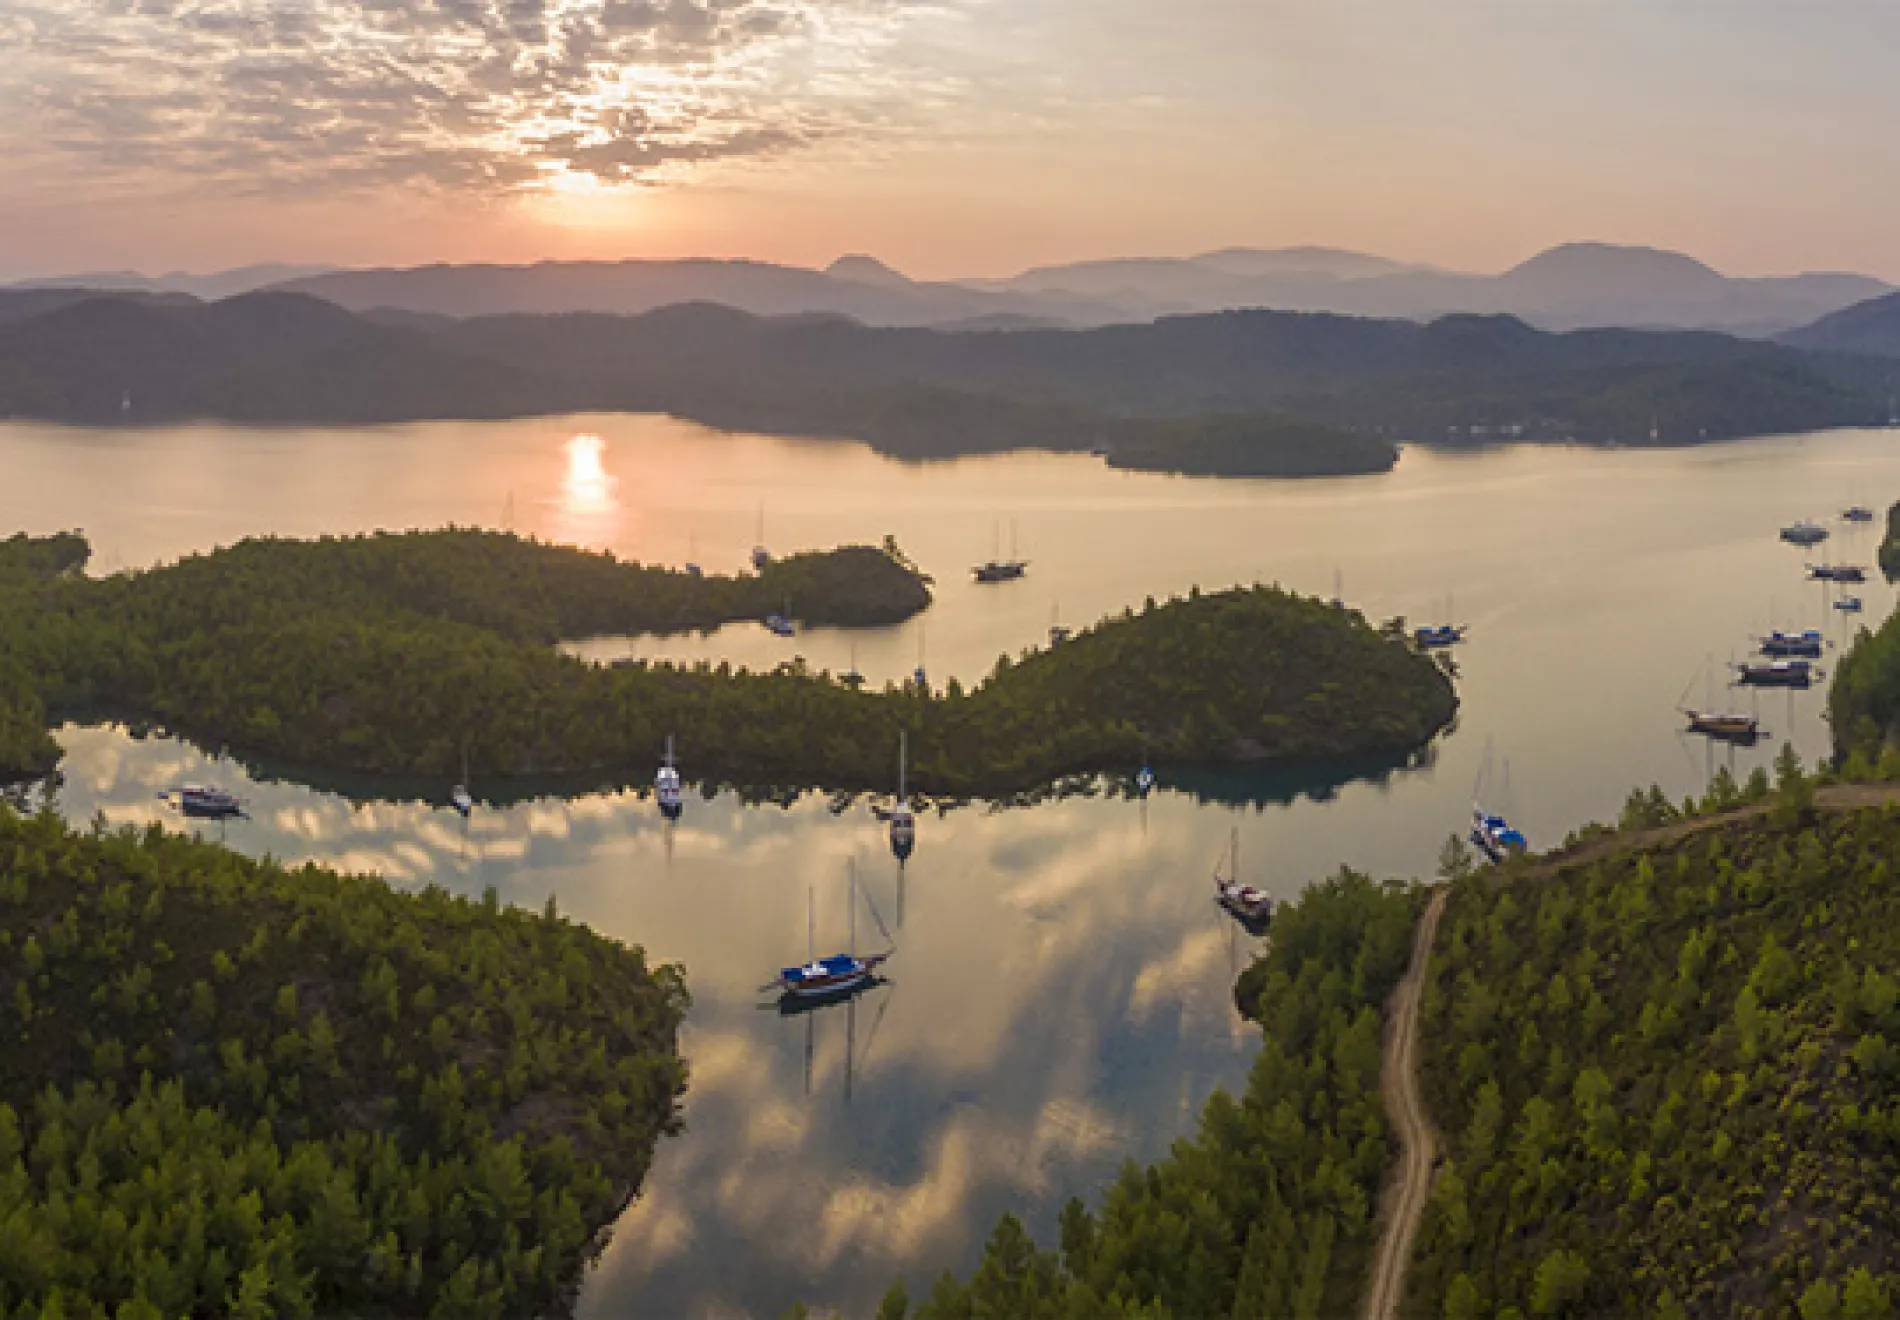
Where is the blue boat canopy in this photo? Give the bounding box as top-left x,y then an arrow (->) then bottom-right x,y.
780,953 -> 863,984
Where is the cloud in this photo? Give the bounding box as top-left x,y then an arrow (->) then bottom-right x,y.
0,0 -> 947,197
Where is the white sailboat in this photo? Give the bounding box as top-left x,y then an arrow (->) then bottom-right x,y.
656,735 -> 684,820
889,731 -> 916,863
450,746 -> 474,818
1214,828 -> 1272,926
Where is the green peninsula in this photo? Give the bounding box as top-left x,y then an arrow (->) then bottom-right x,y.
0,806 -> 687,1319
0,531 -> 1455,797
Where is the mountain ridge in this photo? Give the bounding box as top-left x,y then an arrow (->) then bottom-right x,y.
14,243 -> 1892,334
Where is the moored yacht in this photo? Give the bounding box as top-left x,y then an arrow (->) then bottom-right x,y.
1213,828 -> 1272,927
889,731 -> 916,863
1414,623 -> 1466,649
175,785 -> 245,819
775,862 -> 892,1003
1759,629 -> 1824,658
656,735 -> 684,820
1735,658 -> 1816,688
1808,564 -> 1867,583
1780,520 -> 1829,546
1470,809 -> 1528,864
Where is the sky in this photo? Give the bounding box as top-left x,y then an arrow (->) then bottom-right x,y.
4,0 -> 1900,281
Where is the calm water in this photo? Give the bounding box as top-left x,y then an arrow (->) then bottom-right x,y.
5,415 -> 1896,1317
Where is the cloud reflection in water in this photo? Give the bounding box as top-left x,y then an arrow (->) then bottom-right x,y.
48,721 -> 1283,1317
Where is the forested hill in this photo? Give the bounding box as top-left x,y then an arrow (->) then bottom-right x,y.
0,806 -> 688,1318
2,292 -> 1894,467
0,530 -> 1456,796
1408,773 -> 1900,1318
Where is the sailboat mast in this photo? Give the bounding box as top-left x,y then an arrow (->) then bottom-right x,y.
1231,826 -> 1240,883
807,885 -> 815,963
849,859 -> 858,956
898,730 -> 907,802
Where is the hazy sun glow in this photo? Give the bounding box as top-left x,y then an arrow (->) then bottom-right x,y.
563,433 -> 619,513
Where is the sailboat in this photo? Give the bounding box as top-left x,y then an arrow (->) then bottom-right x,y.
751,505 -> 771,571
911,623 -> 928,693
889,731 -> 916,862
1415,593 -> 1465,648
764,596 -> 795,638
1843,505 -> 1876,524
1135,764 -> 1156,798
972,519 -> 1028,583
169,785 -> 245,820
685,532 -> 703,579
1213,828 -> 1273,927
1807,563 -> 1866,583
1679,658 -> 1763,743
774,860 -> 892,1003
450,746 -> 474,818
1836,596 -> 1864,613
1758,629 -> 1824,659
1329,569 -> 1345,610
656,735 -> 684,820
1780,519 -> 1829,547
1049,602 -> 1072,647
1469,752 -> 1528,863
841,640 -> 865,689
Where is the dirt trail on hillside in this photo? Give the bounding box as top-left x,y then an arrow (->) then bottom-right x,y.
1363,887 -> 1447,1320
1360,781 -> 1900,1319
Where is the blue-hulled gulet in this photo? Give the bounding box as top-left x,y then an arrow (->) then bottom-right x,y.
776,861 -> 891,1003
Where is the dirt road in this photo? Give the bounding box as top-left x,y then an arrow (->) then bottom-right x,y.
1363,886 -> 1447,1320
1359,781 -> 1900,1319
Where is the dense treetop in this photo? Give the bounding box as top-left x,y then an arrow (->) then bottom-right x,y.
1408,769 -> 1900,1319
0,805 -> 687,1318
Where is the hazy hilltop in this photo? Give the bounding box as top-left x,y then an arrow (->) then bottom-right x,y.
7,263 -> 334,300
1783,289 -> 1900,358
266,257 -> 1118,329
13,243 -> 1890,334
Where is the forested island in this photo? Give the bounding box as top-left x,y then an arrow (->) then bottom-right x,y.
0,530 -> 1457,798
1102,413 -> 1397,478
0,806 -> 688,1318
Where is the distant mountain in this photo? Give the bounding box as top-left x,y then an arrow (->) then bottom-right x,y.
1782,290 -> 1900,358
19,245 -> 1886,335
0,293 -> 558,423
0,288 -> 196,325
1,291 -> 1890,463
1191,246 -> 1418,281
969,242 -> 1894,334
269,258 -> 1122,329
7,264 -> 334,300
824,254 -> 915,291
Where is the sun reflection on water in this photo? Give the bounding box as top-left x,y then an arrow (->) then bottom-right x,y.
555,432 -> 622,545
